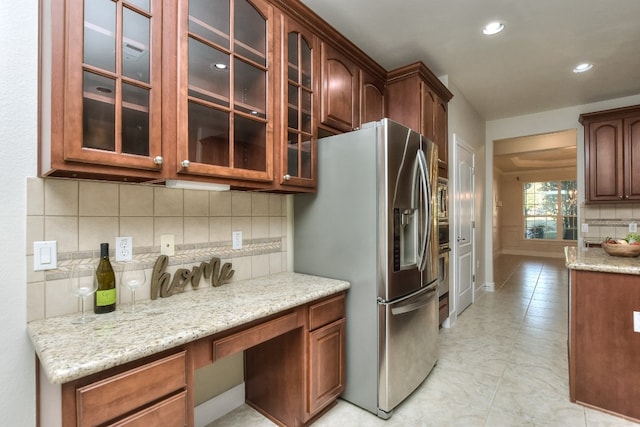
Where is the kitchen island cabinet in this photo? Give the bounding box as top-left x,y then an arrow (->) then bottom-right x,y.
565,247 -> 640,422
29,272 -> 349,427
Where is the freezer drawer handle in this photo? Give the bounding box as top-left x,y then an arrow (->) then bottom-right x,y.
391,288 -> 437,315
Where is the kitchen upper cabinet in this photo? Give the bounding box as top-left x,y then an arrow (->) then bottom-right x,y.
41,0 -> 164,181
320,42 -> 360,133
174,0 -> 275,184
360,69 -> 385,125
386,62 -> 453,177
277,16 -> 320,190
581,105 -> 640,202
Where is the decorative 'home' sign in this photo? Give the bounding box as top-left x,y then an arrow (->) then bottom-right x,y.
150,255 -> 234,300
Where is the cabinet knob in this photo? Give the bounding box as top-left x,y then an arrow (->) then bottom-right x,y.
620,195 -> 624,199
283,174 -> 291,181
153,156 -> 163,165
181,160 -> 191,168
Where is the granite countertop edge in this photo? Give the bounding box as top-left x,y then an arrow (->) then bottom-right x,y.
564,246 -> 640,275
27,272 -> 350,385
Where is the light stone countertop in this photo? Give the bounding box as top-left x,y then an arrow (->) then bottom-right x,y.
28,272 -> 350,385
564,246 -> 640,275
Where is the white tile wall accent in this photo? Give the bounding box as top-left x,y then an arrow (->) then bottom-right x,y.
26,177 -> 289,321
581,203 -> 640,242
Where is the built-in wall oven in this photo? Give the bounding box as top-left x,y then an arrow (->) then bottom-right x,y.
438,223 -> 450,298
437,177 -> 448,223
437,178 -> 450,322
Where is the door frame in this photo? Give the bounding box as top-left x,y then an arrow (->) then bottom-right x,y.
443,133 -> 476,327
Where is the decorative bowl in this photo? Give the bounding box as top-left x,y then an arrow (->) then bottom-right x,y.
602,242 -> 640,257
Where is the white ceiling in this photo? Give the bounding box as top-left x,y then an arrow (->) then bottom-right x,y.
300,0 -> 640,121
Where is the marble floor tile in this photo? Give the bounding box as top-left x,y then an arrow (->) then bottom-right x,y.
208,255 -> 640,427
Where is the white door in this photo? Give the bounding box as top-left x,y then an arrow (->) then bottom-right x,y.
455,136 -> 475,315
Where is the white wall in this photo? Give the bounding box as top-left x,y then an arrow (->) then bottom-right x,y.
484,93 -> 640,284
0,0 -> 38,424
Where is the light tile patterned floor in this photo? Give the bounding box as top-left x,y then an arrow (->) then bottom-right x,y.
209,255 -> 640,426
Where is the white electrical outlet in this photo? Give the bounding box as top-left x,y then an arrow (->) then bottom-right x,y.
629,222 -> 638,233
634,311 -> 640,333
161,234 -> 175,256
115,236 -> 133,262
232,231 -> 243,250
581,223 -> 589,233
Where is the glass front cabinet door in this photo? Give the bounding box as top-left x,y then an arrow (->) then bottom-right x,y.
176,0 -> 274,184
281,18 -> 318,189
44,0 -> 164,179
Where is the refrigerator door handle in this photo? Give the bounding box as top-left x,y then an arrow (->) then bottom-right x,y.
390,286 -> 437,316
416,149 -> 432,272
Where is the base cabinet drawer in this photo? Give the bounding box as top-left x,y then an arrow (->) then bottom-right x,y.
109,391 -> 187,427
67,351 -> 188,427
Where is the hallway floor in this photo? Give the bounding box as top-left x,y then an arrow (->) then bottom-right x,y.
209,255 -> 639,426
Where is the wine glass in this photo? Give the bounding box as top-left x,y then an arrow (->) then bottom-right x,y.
121,263 -> 146,313
68,263 -> 98,324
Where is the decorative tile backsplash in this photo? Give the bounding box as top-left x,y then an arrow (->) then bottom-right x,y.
581,203 -> 640,243
26,177 -> 289,321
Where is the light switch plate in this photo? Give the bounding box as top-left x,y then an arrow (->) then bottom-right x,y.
34,241 -> 57,271
232,231 -> 243,250
161,234 -> 175,256
634,311 -> 640,333
115,236 -> 133,262
629,223 -> 638,233
581,223 -> 589,233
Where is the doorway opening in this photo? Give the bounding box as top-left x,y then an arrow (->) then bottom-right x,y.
492,129 -> 577,263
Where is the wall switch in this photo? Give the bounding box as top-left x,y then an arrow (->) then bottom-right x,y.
581,223 -> 589,233
115,236 -> 133,262
34,241 -> 57,271
629,223 -> 638,233
160,234 -> 175,256
232,231 -> 243,250
634,311 -> 640,333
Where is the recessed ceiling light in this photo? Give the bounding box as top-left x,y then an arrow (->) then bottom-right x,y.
573,63 -> 593,73
211,63 -> 228,71
483,21 -> 504,35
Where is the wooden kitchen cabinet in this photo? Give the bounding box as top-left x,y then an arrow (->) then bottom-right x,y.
61,350 -> 190,427
580,105 -> 640,202
173,0 -> 276,185
277,16 -> 320,190
306,294 -> 345,418
243,292 -> 346,425
40,0 -> 165,181
569,270 -> 640,421
39,0 -> 405,190
320,42 -> 360,133
386,62 -> 453,177
360,69 -> 386,125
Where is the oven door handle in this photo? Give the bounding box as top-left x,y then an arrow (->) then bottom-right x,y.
390,286 -> 437,316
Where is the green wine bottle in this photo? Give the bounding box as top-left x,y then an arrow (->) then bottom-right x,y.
94,243 -> 116,313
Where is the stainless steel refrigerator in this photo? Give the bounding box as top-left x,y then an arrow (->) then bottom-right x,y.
294,119 -> 439,418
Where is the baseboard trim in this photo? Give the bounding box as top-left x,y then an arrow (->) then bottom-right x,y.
194,383 -> 245,427
484,281 -> 495,292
